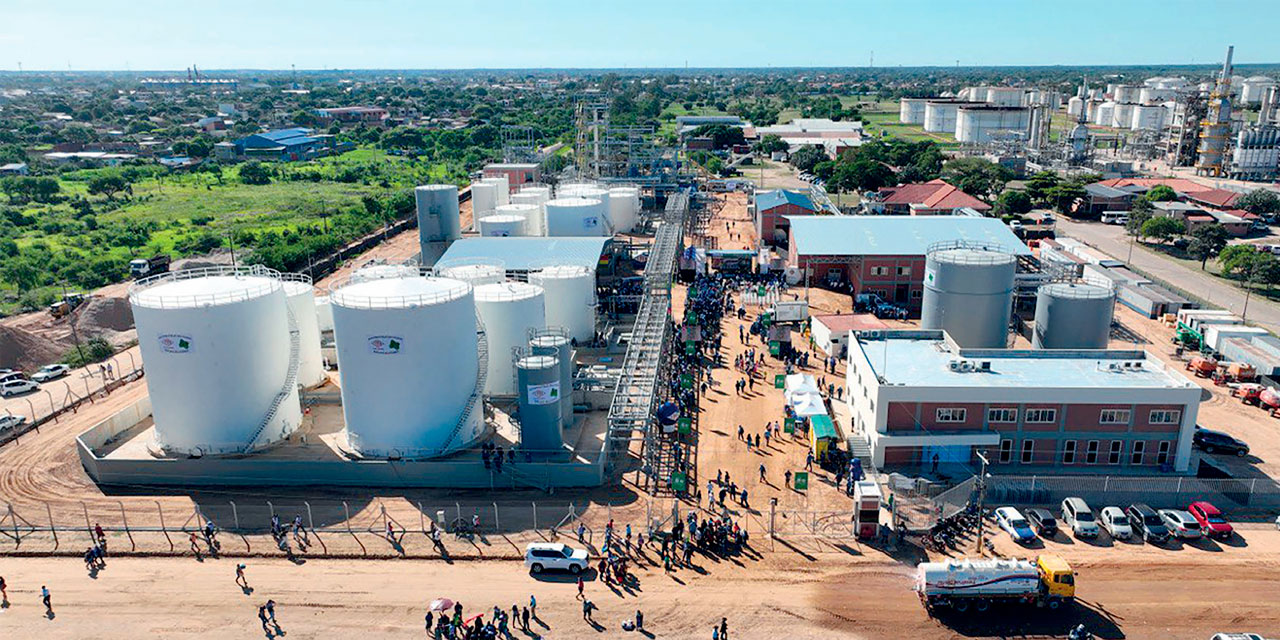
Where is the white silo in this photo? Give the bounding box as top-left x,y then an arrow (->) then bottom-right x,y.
508,195 -> 546,235
608,187 -> 640,232
329,275 -> 483,458
545,198 -> 607,237
481,175 -> 510,206
920,242 -> 1016,349
415,184 -> 461,266
528,265 -> 596,343
282,273 -> 326,388
474,281 -> 546,397
435,258 -> 506,287
497,203 -> 540,235
314,295 -> 335,332
478,214 -> 528,237
471,182 -> 498,220
130,266 -> 302,455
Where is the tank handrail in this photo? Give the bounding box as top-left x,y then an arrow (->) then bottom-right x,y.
278,272 -> 314,286
545,197 -> 604,206
527,262 -> 593,277
328,277 -> 472,309
474,283 -> 543,303
129,265 -> 283,308
1040,275 -> 1116,297
529,326 -> 571,342
495,203 -> 539,212
925,240 -> 1015,265
434,257 -> 508,278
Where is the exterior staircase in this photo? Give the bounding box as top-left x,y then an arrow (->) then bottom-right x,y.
849,433 -> 874,471
243,302 -> 301,453
437,316 -> 488,455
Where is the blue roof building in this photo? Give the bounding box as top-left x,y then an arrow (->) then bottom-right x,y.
234,127 -> 327,161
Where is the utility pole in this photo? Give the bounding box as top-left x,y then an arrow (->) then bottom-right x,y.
974,450 -> 990,556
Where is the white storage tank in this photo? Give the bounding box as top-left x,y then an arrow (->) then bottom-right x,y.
470,181 -> 498,221
416,184 -> 461,266
530,328 -> 574,427
528,265 -> 596,343
350,264 -> 419,284
282,273 -> 326,388
477,213 -> 529,237
497,203 -> 540,234
899,98 -> 928,124
314,295 -> 335,333
1032,281 -> 1115,349
474,281 -> 546,396
545,197 -> 607,237
130,266 -> 302,455
608,187 -> 640,232
330,275 -> 483,458
512,188 -> 551,235
481,175 -> 510,206
921,242 -> 1016,349
435,258 -> 506,287
515,354 -> 564,458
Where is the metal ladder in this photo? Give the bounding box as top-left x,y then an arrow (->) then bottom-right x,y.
437,316 -> 488,455
243,303 -> 301,453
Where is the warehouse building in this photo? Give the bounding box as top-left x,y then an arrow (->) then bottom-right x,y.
846,330 -> 1201,473
314,106 -> 389,124
755,189 -> 819,246
785,216 -> 1026,311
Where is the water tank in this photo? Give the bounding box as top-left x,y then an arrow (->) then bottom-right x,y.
471,182 -> 498,220
416,185 -> 460,266
515,354 -> 564,458
608,187 -> 640,232
481,175 -> 510,206
474,281 -> 546,396
530,328 -> 574,427
921,243 -> 1016,348
528,265 -> 596,342
130,266 -> 301,455
329,275 -> 482,458
477,213 -> 528,237
435,259 -> 506,287
545,198 -> 607,237
282,273 -> 326,388
1033,281 -> 1115,349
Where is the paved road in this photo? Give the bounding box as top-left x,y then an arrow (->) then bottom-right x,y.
1057,218 -> 1280,334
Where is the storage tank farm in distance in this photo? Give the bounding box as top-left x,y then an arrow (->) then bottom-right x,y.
129,265 -> 302,455
328,272 -> 483,458
920,241 -> 1016,349
473,281 -> 546,397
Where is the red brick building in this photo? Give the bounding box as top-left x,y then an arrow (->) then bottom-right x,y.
754,189 -> 818,246
867,179 -> 991,215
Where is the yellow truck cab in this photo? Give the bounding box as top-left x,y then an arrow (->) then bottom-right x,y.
1037,555 -> 1076,602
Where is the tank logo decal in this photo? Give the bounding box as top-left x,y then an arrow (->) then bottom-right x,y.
158,334 -> 192,353
368,336 -> 403,354
528,380 -> 560,405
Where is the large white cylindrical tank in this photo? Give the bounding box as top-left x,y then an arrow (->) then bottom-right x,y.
314,295 -> 334,332
1033,282 -> 1115,349
474,281 -> 546,396
350,264 -> 419,284
330,275 -> 482,458
481,175 -> 510,205
1067,96 -> 1084,118
529,265 -> 596,343
920,244 -> 1016,349
497,203 -> 540,235
436,259 -> 506,287
282,274 -> 326,388
471,182 -> 498,220
415,184 -> 461,244
559,185 -> 612,231
545,197 -> 607,237
477,214 -> 529,237
130,266 -> 301,455
608,187 -> 640,232
508,195 -> 546,235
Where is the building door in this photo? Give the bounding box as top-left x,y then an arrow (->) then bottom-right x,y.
895,284 -> 910,304
923,445 -> 970,469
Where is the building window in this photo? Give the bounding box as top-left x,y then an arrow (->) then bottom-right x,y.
1100,409 -> 1131,425
911,289 -> 923,299
1085,440 -> 1100,464
999,438 -> 1013,463
1021,440 -> 1035,464
936,408 -> 967,423
987,408 -> 1017,423
870,266 -> 888,276
1131,441 -> 1146,465
896,266 -> 912,276
1108,440 -> 1123,464
1149,409 -> 1181,425
1156,441 -> 1172,465
1026,408 -> 1057,423
1062,440 -> 1077,464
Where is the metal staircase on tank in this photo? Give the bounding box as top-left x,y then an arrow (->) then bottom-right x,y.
243,302 -> 302,453
436,316 -> 489,456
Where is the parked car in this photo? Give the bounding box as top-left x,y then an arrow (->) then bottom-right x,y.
1126,503 -> 1171,543
0,379 -> 38,397
1193,427 -> 1250,457
1100,212 -> 1128,225
1009,220 -> 1024,231
524,542 -> 588,574
1060,497 -> 1100,538
1099,506 -> 1132,539
30,364 -> 70,382
994,506 -> 1037,544
1024,507 -> 1059,537
0,414 -> 27,431
0,371 -> 27,385
1159,509 -> 1203,540
1187,501 -> 1233,539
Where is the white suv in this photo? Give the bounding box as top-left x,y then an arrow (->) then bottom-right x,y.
0,379 -> 38,397
525,542 -> 588,574
1061,497 -> 1100,538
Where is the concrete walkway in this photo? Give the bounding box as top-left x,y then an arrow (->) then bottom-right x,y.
1058,218 -> 1280,335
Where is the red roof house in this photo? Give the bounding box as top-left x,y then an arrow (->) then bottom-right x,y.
870,179 -> 991,215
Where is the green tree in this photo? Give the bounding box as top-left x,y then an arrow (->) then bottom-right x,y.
1187,223 -> 1230,269
833,156 -> 893,192
1,258 -> 40,292
1126,200 -> 1153,238
1141,216 -> 1186,244
1,176 -> 61,204
1045,181 -> 1086,214
689,123 -> 745,149
87,172 -> 131,200
238,161 -> 273,185
1024,171 -> 1061,206
1219,244 -> 1265,280
940,157 -> 1011,202
1144,185 -> 1178,202
993,190 -> 1032,216
789,146 -> 827,173
754,135 -> 788,155
1237,188 -> 1280,216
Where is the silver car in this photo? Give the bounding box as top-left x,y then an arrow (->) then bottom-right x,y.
1159,509 -> 1203,540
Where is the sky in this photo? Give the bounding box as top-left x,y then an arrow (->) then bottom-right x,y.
2,0 -> 1279,71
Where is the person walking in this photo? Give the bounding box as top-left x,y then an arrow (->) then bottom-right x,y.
737,424 -> 744,440
41,585 -> 52,615
720,617 -> 729,640
759,463 -> 766,482
235,563 -> 248,589
576,576 -> 585,600
0,575 -> 7,604
266,599 -> 277,624
805,452 -> 814,471
754,433 -> 761,449
189,532 -> 201,557
582,598 -> 595,622
258,604 -> 270,633
529,594 -> 537,620
635,609 -> 645,632
521,606 -> 530,631
785,470 -> 792,487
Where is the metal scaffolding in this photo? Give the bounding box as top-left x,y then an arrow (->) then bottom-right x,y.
605,191 -> 689,494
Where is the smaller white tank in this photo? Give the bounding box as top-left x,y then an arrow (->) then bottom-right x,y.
481,175 -> 510,206
349,264 -> 419,284
471,181 -> 498,221
314,295 -> 335,332
281,273 -> 326,388
545,198 -> 607,237
496,203 -> 540,235
478,214 -> 528,237
435,258 -> 507,287
608,187 -> 640,232
510,193 -> 547,235
474,281 -> 546,396
529,265 -> 596,342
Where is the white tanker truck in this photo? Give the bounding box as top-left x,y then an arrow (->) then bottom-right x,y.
915,555 -> 1076,613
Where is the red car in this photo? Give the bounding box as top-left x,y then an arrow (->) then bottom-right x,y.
1187,501 -> 1233,539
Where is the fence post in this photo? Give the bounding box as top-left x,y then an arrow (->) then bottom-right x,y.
418,503 -> 426,536
493,502 -> 499,532
532,502 -> 537,531
157,501 -> 173,552
82,502 -> 93,543
119,501 -> 135,551
1031,475 -> 1036,492
306,502 -> 315,532
267,501 -> 275,520
229,501 -> 240,530
8,503 -> 18,548
84,375 -> 94,402
456,502 -> 461,526
1104,476 -> 1110,492
46,503 -> 58,550
1251,478 -> 1257,497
